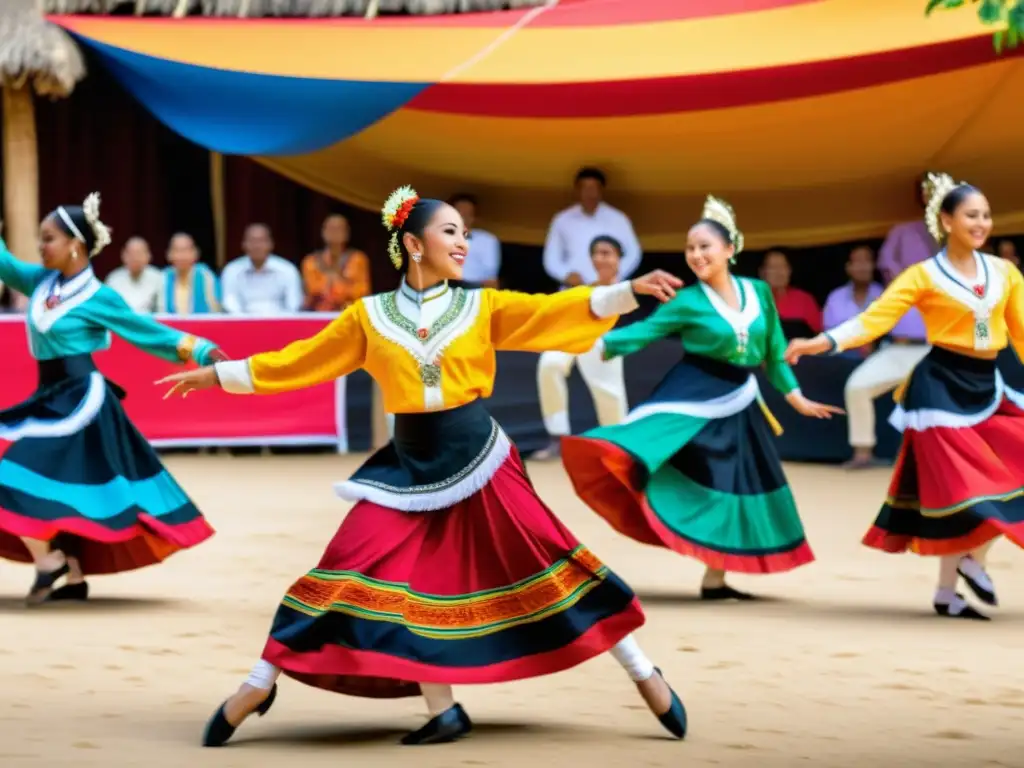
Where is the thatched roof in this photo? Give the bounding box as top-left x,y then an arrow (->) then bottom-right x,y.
41,0 -> 548,16
0,0 -> 85,97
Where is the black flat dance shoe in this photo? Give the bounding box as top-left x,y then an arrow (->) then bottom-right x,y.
400,703 -> 473,745
700,585 -> 756,601
202,683 -> 278,747
934,594 -> 989,621
46,582 -> 90,602
957,562 -> 997,606
652,667 -> 687,740
26,563 -> 70,605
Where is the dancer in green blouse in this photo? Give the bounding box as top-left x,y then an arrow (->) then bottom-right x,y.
562,196 -> 841,599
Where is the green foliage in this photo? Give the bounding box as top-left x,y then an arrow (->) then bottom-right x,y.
925,0 -> 1024,53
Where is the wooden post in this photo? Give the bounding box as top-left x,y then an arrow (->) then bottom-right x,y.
2,84 -> 39,311
209,151 -> 227,269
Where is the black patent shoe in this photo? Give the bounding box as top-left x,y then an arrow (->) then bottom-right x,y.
26,563 -> 70,605
652,667 -> 687,740
957,562 -> 997,606
47,582 -> 90,602
202,684 -> 278,747
700,585 -> 756,601
934,594 -> 989,621
400,703 -> 472,745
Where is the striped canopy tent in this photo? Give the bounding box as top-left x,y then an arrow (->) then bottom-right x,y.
51,0 -> 1024,251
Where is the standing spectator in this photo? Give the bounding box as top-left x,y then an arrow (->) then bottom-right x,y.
996,237 -> 1020,267
159,233 -> 221,314
449,193 -> 501,288
105,236 -> 162,313
822,245 -> 883,359
300,214 -> 371,312
877,174 -> 940,282
543,167 -> 641,288
222,224 -> 303,315
759,249 -> 822,336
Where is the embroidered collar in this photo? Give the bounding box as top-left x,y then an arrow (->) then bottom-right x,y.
399,278 -> 449,305
384,285 -> 466,343
935,249 -> 988,299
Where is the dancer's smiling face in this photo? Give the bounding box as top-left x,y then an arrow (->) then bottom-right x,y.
685,222 -> 734,283
403,203 -> 469,283
39,215 -> 82,272
941,190 -> 992,253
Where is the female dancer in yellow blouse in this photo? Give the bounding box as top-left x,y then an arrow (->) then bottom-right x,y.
159,187 -> 689,747
786,173 -> 1024,621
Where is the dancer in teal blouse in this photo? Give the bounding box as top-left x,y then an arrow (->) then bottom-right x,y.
563,196 -> 841,599
0,194 -> 225,605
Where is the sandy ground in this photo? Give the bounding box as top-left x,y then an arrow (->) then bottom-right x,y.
1,455 -> 1022,768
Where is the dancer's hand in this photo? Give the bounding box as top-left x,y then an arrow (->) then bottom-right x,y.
784,334 -> 833,365
156,366 -> 220,399
632,270 -> 683,303
786,390 -> 844,419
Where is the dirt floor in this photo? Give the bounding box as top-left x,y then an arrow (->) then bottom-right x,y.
1,455 -> 1021,768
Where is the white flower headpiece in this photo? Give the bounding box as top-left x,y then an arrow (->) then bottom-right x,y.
81,192 -> 112,257
381,185 -> 420,270
701,195 -> 744,255
922,171 -> 965,243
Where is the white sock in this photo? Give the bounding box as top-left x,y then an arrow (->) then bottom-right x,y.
958,555 -> 995,594
609,635 -> 656,682
245,659 -> 281,690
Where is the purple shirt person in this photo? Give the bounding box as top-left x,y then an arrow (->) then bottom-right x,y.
876,180 -> 938,341
823,245 -> 884,358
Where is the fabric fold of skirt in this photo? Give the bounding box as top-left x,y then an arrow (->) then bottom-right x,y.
262,401 -> 644,698
0,366 -> 214,574
864,346 -> 1024,556
561,354 -> 813,574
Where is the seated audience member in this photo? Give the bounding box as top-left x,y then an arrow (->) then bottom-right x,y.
759,249 -> 821,337
543,166 -> 642,289
996,237 -> 1021,268
301,213 -> 371,311
822,245 -> 883,359
222,223 -> 303,315
159,233 -> 221,314
449,193 -> 501,288
105,236 -> 162,313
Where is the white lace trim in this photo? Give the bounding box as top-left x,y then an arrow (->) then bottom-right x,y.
0,371 -> 106,440
698,277 -> 761,346
215,360 -> 254,394
29,271 -> 102,335
888,370 -> 1022,432
333,426 -> 513,512
623,373 -> 759,423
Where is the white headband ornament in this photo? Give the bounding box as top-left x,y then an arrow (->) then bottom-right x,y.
923,171 -> 965,243
701,194 -> 744,255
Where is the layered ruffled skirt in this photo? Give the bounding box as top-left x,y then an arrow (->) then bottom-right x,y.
0,355 -> 214,573
864,346 -> 1024,555
561,354 -> 814,574
261,400 -> 644,698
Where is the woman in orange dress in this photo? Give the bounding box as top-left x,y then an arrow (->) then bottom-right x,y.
301,214 -> 371,311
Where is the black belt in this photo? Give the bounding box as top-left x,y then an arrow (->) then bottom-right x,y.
36,354 -> 98,389
681,353 -> 757,386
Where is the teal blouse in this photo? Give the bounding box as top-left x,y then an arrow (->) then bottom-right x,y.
0,239 -> 218,365
603,276 -> 800,395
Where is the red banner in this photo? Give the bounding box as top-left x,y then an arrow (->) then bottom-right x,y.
0,314 -> 347,449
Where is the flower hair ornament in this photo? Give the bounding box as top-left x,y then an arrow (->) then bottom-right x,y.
922,171 -> 963,243
57,192 -> 113,258
701,194 -> 745,256
381,185 -> 420,270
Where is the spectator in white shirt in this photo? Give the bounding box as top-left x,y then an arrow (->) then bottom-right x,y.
221,224 -> 303,315
449,193 -> 501,288
543,167 -> 642,288
105,236 -> 163,314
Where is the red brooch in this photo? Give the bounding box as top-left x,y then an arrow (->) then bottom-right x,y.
416,328 -> 429,340
973,284 -> 985,297
45,295 -> 62,310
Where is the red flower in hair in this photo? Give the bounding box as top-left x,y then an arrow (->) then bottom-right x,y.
391,197 -> 419,229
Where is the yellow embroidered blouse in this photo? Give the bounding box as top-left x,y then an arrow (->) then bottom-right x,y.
826,252 -> 1024,360
216,280 -> 638,412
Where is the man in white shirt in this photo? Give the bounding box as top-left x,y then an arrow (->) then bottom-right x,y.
449,193 -> 502,288
543,167 -> 642,288
221,224 -> 303,315
105,236 -> 162,313
533,236 -> 630,460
